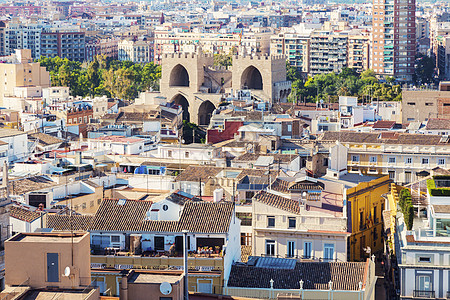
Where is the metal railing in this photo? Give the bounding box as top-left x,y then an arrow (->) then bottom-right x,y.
413,290 -> 435,298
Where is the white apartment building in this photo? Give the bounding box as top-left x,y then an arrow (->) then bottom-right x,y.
118,39 -> 153,63
394,175 -> 450,299
319,131 -> 450,185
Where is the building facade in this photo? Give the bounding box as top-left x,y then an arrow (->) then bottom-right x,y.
371,0 -> 416,81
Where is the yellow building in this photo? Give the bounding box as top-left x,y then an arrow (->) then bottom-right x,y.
347,175 -> 391,261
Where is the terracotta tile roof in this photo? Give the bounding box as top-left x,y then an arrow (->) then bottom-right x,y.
228,261 -> 366,290
10,176 -> 57,195
29,132 -> 64,146
48,199 -> 235,234
425,118 -> 450,130
271,178 -> 289,193
288,180 -> 325,191
320,131 -> 447,145
234,153 -> 299,163
177,201 -> 234,233
142,220 -> 178,232
90,199 -> 153,231
175,166 -> 224,182
254,191 -> 300,214
372,120 -> 396,129
46,214 -> 94,231
10,206 -> 42,223
236,169 -> 267,180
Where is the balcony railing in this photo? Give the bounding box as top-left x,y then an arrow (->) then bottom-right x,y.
413,290 -> 435,298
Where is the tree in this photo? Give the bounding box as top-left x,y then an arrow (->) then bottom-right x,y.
213,53 -> 232,67
86,58 -> 101,97
414,55 -> 435,85
286,61 -> 301,82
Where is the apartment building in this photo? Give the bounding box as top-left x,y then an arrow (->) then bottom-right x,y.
251,177 -> 349,262
371,0 -> 416,81
347,176 -> 391,261
319,131 -> 450,185
0,49 -> 50,107
3,20 -> 44,59
402,89 -> 450,123
118,39 -> 153,63
348,34 -> 370,72
270,33 -> 310,73
394,175 -> 450,299
41,29 -> 86,61
309,30 -> 348,75
86,37 -> 119,62
436,35 -> 450,80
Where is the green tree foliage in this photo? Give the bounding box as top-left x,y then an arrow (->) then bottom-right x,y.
414,54 -> 435,85
399,188 -> 414,230
287,64 -> 402,103
37,55 -> 161,100
213,53 -> 232,67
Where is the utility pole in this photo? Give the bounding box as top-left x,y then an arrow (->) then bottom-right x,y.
183,230 -> 189,300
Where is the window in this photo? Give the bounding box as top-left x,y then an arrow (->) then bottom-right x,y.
267,216 -> 275,227
324,243 -> 334,261
417,275 -> 431,295
287,124 -> 292,132
185,151 -> 189,158
388,157 -> 396,164
352,155 -> 360,162
388,170 -> 395,180
168,150 -> 172,158
162,204 -> 169,211
369,156 -> 377,163
422,158 -> 429,165
111,235 -> 120,243
419,256 -> 431,263
303,241 -> 312,259
438,158 -> 445,165
405,171 -> 411,184
266,240 -> 275,256
323,158 -> 328,167
288,217 -> 296,229
287,241 -> 295,258
406,157 -> 412,164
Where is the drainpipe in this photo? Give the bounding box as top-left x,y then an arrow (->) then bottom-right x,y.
119,275 -> 128,300
183,230 -> 189,300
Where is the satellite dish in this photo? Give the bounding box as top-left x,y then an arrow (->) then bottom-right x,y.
64,266 -> 71,277
160,282 -> 172,295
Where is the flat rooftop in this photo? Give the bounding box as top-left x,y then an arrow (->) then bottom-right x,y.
8,232 -> 87,243
129,272 -> 183,284
20,289 -> 95,300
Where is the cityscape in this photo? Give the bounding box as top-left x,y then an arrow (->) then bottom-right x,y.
0,0 -> 447,299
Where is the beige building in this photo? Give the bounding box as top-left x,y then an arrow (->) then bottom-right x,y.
252,177 -> 349,262
401,89 -> 450,122
348,34 -> 370,73
118,39 -> 153,63
270,32 -> 310,74
0,49 -> 50,107
5,232 -> 92,289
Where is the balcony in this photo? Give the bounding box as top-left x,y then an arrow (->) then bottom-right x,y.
413,290 -> 435,298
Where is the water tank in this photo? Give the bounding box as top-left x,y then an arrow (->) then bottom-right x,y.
213,188 -> 223,203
